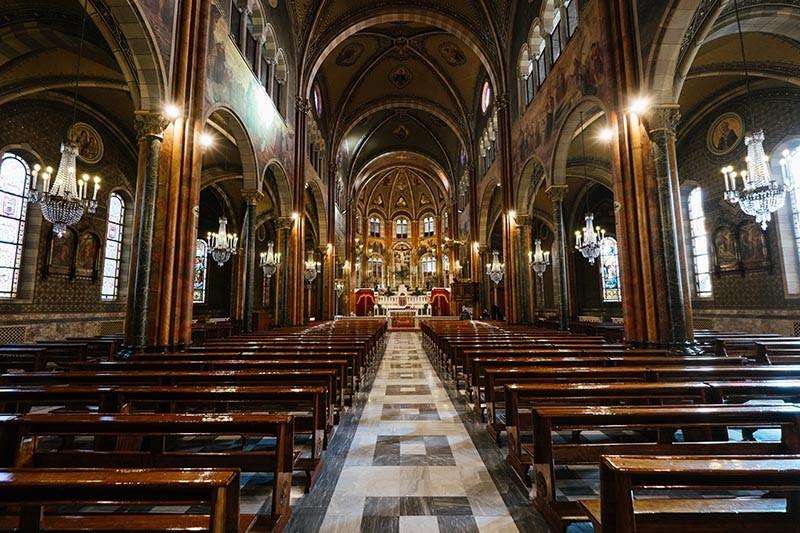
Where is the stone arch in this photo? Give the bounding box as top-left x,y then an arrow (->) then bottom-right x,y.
90,0 -> 167,112
275,49 -> 288,83
478,181 -> 502,246
263,160 -> 293,217
262,23 -> 278,60
549,96 -> 608,186
644,0 -> 719,104
304,10 -> 501,100
515,155 -> 547,217
305,177 -> 329,246
540,1 -> 559,33
203,105 -> 260,190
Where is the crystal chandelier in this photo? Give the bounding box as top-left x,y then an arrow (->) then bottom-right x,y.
29,144 -> 100,237
304,251 -> 321,284
28,0 -> 101,238
206,217 -> 238,266
529,238 -> 551,278
485,250 -> 504,286
259,241 -> 280,278
575,213 -> 604,265
721,0 -> 789,229
722,131 -> 788,230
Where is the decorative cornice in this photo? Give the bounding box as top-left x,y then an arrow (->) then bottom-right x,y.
275,216 -> 294,230
647,105 -> 682,139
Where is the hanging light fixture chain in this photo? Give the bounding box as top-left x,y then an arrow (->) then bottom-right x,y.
732,0 -> 756,129
71,0 -> 91,129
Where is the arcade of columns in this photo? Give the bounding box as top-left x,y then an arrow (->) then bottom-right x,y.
124,0 -> 695,351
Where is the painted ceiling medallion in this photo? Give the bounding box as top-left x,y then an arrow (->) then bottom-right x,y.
389,64 -> 413,89
396,196 -> 408,207
393,125 -> 410,140
375,194 -> 384,206
336,42 -> 364,66
439,42 -> 466,66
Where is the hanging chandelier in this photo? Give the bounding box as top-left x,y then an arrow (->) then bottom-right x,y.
29,148 -> 100,237
259,241 -> 280,278
207,217 -> 238,266
721,0 -> 789,229
722,131 -> 788,230
529,238 -> 551,278
485,250 -> 504,286
304,251 -> 321,284
575,213 -> 605,265
29,0 -> 100,237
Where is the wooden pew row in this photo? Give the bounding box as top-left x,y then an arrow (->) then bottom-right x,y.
0,343 -> 90,369
0,467 -> 251,532
483,365 -> 800,438
528,404 -> 800,531
0,384 -> 328,491
582,455 -> 800,533
756,341 -> 800,364
0,347 -> 48,372
504,379 -> 800,487
11,412 -> 295,531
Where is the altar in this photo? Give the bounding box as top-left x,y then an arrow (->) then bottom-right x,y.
388,309 -> 417,330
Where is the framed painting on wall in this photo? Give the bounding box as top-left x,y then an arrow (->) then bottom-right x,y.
75,232 -> 101,280
45,228 -> 76,278
713,226 -> 739,275
707,112 -> 744,156
737,221 -> 771,272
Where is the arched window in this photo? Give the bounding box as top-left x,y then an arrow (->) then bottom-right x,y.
423,216 -> 435,237
687,187 -> 712,297
422,255 -> 436,276
229,0 -> 243,45
564,0 -> 579,38
312,84 -> 322,117
531,25 -> 547,88
550,7 -> 563,63
599,236 -> 621,302
273,50 -> 287,116
444,211 -> 449,231
0,153 -> 31,299
368,255 -> 383,279
481,80 -> 492,114
443,253 -> 450,274
193,239 -> 208,304
784,148 -> 800,266
369,217 -> 381,237
244,10 -> 257,67
395,218 -> 409,239
260,44 -> 271,90
101,193 -> 125,301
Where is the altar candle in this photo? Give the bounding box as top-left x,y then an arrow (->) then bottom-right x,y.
31,164 -> 40,191
722,168 -> 730,191
92,176 -> 100,201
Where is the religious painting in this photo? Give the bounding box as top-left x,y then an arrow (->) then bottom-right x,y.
737,221 -> 770,271
389,65 -> 413,89
336,43 -> 364,67
713,226 -> 739,274
707,112 -> 744,156
68,122 -> 104,164
75,232 -> 100,280
45,228 -> 76,278
438,42 -> 466,66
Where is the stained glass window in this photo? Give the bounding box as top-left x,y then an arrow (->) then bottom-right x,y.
788,150 -> 800,268
687,187 -> 712,297
565,0 -> 579,38
194,239 -> 208,304
599,236 -> 621,302
550,7 -> 562,63
422,255 -> 436,276
101,193 -> 125,301
0,153 -> 30,299
423,216 -> 435,237
395,218 -> 409,239
370,217 -> 381,237
481,80 -> 492,114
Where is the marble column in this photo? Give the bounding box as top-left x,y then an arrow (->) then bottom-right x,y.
516,215 -> 533,324
242,191 -> 262,333
128,112 -> 168,350
648,105 -> 695,347
275,216 -> 293,327
546,185 -> 569,330
496,94 -> 519,322
290,98 -> 311,325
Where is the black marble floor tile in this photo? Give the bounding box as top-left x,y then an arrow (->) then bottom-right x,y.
437,515 -> 479,532
387,371 -> 427,379
362,496 -> 472,517
372,435 -> 455,466
360,515 -> 399,533
381,402 -> 440,421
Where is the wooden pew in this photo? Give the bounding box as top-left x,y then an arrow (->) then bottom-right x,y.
14,412 -> 296,531
582,455 -> 800,532
0,468 -> 248,532
0,343 -> 89,369
528,404 -> 800,531
0,347 -> 47,372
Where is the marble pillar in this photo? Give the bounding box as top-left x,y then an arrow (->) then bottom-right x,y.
128,112 -> 168,350
516,215 -> 533,324
275,216 -> 293,327
546,185 -> 569,330
242,191 -> 262,333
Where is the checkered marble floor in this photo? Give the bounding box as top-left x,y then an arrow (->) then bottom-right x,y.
319,332 -> 519,533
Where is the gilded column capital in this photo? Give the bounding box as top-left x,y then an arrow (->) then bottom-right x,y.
275,216 -> 294,231
515,214 -> 533,228
295,97 -> 311,115
647,104 -> 681,139
134,112 -> 169,141
494,93 -> 510,110
545,184 -> 568,203
242,190 -> 264,206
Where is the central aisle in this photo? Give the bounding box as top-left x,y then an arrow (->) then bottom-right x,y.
319,331 -> 520,532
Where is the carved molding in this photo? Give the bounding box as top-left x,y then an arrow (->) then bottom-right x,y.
134,113 -> 168,141
545,184 -> 568,203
